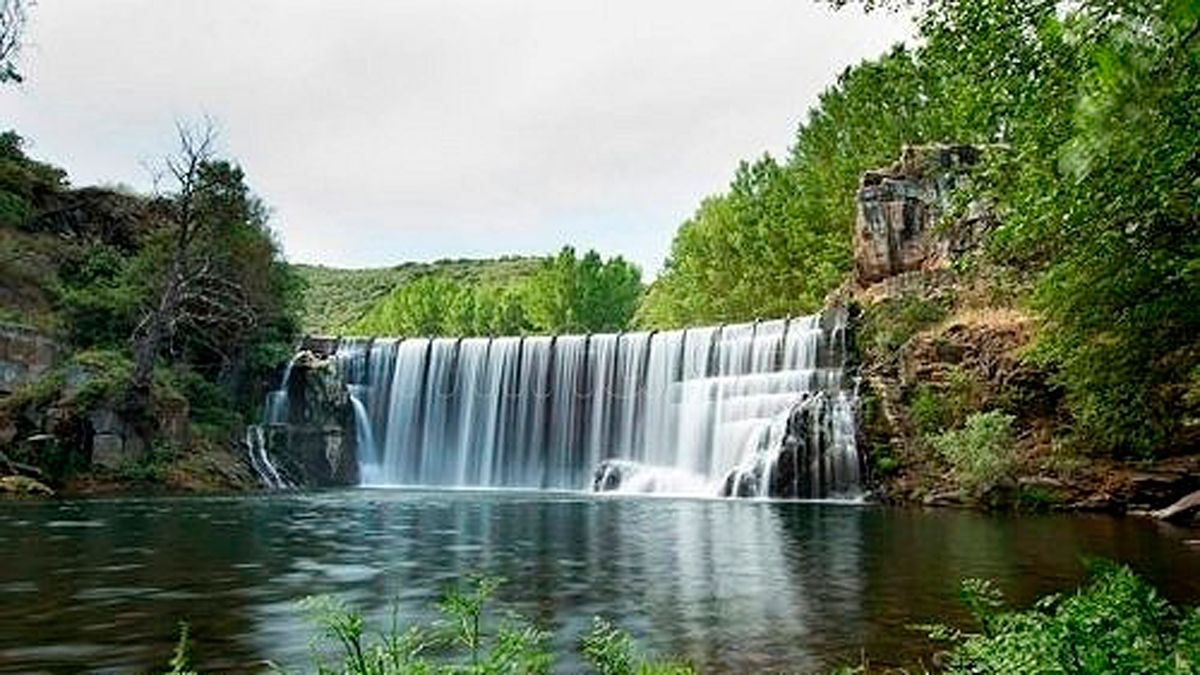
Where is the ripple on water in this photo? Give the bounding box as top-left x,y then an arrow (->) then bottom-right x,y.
45,520 -> 106,529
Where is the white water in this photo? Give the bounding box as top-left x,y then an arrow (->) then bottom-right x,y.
334,310 -> 860,498
245,354 -> 300,489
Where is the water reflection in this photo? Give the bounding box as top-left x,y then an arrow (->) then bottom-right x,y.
0,492 -> 1197,673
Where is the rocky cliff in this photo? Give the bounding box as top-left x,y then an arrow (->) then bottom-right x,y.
845,147 -> 1199,522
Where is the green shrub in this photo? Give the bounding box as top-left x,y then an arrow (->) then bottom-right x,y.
859,295 -> 950,358
922,562 -> 1200,674
931,411 -> 1018,497
910,385 -> 949,436
68,349 -> 134,409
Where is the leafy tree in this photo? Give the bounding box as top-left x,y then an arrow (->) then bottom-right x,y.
352,247 -> 639,337
639,46 -> 953,328
127,121 -> 301,425
525,246 -> 642,334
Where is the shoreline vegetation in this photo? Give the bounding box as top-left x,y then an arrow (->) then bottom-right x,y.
159,563 -> 1199,674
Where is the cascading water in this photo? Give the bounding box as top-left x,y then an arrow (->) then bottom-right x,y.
245,354 -> 299,489
334,309 -> 861,498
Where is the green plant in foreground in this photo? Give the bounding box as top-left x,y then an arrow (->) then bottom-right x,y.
920,562 -> 1200,674
581,617 -> 695,675
301,576 -> 552,674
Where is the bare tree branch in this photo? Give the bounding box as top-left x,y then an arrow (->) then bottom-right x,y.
0,0 -> 30,83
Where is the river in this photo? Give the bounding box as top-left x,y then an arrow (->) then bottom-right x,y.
1,490 -> 1197,673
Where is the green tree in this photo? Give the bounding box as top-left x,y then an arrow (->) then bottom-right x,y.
525,246 -> 642,333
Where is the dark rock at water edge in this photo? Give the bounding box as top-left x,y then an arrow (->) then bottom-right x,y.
262,350 -> 359,487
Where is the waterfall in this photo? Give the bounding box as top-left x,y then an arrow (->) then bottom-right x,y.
336,309 -> 861,498
246,353 -> 300,489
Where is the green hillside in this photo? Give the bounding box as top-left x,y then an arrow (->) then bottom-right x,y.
293,256 -> 547,335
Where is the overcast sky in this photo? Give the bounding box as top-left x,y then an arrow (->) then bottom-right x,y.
3,1 -> 910,275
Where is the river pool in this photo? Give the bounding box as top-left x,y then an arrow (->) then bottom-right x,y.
1,490 -> 1197,673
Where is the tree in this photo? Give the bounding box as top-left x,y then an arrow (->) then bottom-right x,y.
128,121 -> 298,415
524,246 -> 642,334
0,0 -> 29,84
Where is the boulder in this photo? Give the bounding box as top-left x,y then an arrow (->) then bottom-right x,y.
0,475 -> 54,497
263,350 -> 359,487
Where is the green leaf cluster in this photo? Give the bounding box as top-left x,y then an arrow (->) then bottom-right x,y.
351,247 -> 642,337
928,562 -> 1200,673
650,0 -> 1199,456
930,410 -> 1019,498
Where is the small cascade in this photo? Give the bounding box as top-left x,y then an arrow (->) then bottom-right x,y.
245,354 -> 302,489
331,309 -> 861,498
245,424 -> 289,489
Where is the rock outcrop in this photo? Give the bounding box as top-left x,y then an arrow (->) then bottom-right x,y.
854,145 -> 991,285
263,350 -> 359,486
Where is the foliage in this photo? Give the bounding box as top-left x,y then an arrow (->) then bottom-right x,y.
639,44 -> 954,329
164,622 -> 197,675
646,0 -> 1198,457
580,618 -> 696,675
352,247 -> 642,337
0,127 -> 301,480
922,562 -> 1200,674
296,257 -> 545,335
352,275 -> 530,337
523,246 -> 642,334
300,576 -> 552,674
930,411 -> 1018,498
0,131 -> 68,229
910,368 -> 986,437
856,294 -> 949,358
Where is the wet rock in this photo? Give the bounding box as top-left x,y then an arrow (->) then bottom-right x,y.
264,350 -> 358,487
593,459 -> 632,492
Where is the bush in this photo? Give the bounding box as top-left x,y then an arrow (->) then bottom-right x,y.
931,411 -> 1018,498
922,562 -> 1200,674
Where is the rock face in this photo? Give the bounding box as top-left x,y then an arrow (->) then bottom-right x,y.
264,350 -> 359,486
0,324 -> 60,396
854,145 -> 990,285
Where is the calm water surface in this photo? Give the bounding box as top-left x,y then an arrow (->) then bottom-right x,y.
1,490 -> 1198,673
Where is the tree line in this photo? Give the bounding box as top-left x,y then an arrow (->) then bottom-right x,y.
639,0 -> 1198,457
351,246 -> 643,337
